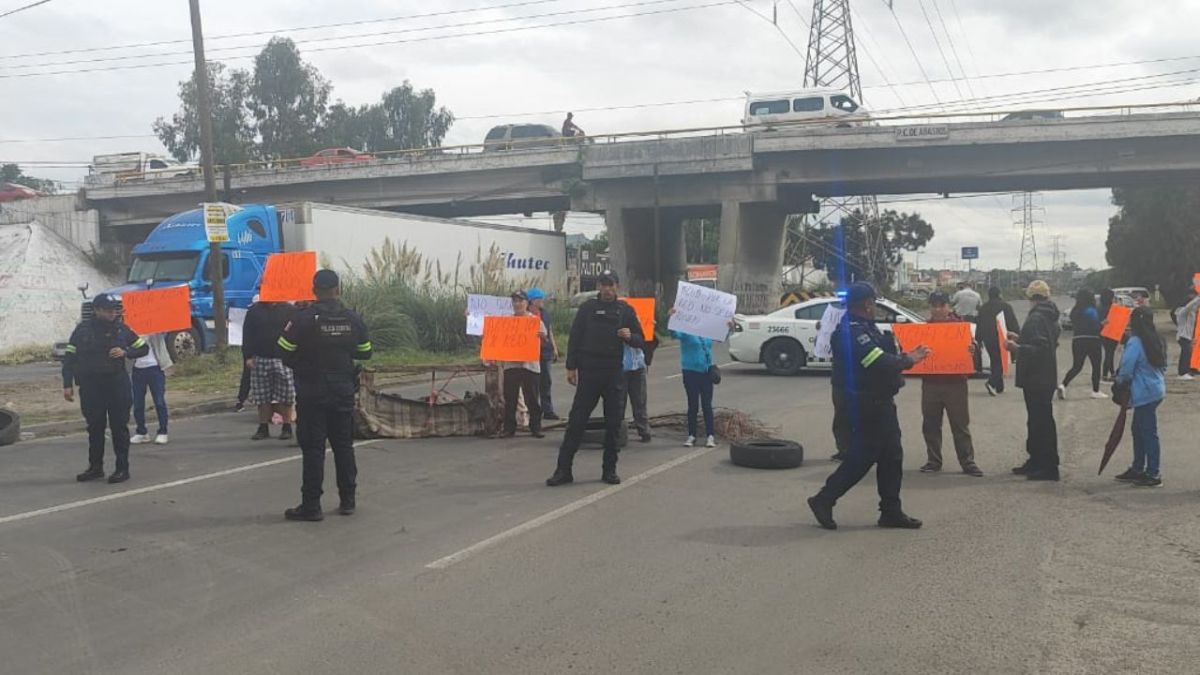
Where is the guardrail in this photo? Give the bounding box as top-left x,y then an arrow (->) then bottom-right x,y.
91,100 -> 1200,187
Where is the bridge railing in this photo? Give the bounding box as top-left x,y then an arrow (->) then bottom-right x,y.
94,100 -> 1200,187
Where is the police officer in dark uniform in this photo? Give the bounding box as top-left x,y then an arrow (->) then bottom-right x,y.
546,271 -> 645,487
276,270 -> 372,521
62,292 -> 149,484
807,282 -> 929,530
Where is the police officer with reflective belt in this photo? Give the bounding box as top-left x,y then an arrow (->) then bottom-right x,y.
62,293 -> 149,484
276,270 -> 372,521
546,270 -> 645,487
808,282 -> 930,530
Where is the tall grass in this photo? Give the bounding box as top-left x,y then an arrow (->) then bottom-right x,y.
340,240 -> 571,353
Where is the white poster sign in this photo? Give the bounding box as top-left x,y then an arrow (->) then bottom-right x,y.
813,304 -> 846,360
227,307 -> 248,346
466,294 -> 514,336
667,281 -> 738,342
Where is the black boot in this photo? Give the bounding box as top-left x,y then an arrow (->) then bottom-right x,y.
1026,468 -> 1060,482
76,466 -> 104,482
601,469 -> 621,485
830,452 -> 848,462
878,511 -> 923,529
278,424 -> 293,441
1011,462 -> 1032,475
545,469 -> 574,487
107,469 -> 130,484
338,494 -> 356,516
251,424 -> 270,441
284,503 -> 324,521
808,496 -> 837,530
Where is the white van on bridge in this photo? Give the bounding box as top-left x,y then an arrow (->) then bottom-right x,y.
742,88 -> 870,129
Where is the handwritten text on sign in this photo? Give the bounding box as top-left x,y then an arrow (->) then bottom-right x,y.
121,285 -> 192,335
667,281 -> 737,342
259,251 -> 317,302
480,315 -> 541,362
1101,304 -> 1132,342
892,322 -> 975,375
465,294 -> 514,336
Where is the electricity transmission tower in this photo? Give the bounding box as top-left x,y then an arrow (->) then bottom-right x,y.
1013,192 -> 1043,279
785,0 -> 887,286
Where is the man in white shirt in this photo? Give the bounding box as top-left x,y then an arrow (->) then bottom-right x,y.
1175,287 -> 1200,380
950,282 -> 983,321
496,291 -> 548,438
130,333 -> 173,445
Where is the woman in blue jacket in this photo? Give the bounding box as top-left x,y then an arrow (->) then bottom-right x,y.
667,308 -> 719,448
1113,307 -> 1167,487
1059,288 -> 1106,400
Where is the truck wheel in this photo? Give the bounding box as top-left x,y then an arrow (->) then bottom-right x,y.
730,439 -> 803,469
166,328 -> 200,362
762,338 -> 805,376
0,408 -> 20,447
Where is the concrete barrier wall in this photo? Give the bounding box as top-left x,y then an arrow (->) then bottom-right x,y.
0,194 -> 100,253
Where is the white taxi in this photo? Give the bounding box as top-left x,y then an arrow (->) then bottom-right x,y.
728,297 -> 925,375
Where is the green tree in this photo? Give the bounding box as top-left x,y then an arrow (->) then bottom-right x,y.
587,231 -> 609,254
250,37 -> 331,160
685,219 -> 719,263
0,164 -> 58,193
808,209 -> 935,287
1105,187 -> 1200,306
375,82 -> 454,150
154,62 -> 257,165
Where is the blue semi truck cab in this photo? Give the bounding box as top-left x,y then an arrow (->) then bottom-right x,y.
56,203 -> 284,361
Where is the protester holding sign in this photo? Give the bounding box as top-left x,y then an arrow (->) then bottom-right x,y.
808,282 -> 930,531
1174,287 -> 1200,380
976,287 -> 1019,396
667,307 -> 732,449
490,291 -> 547,439
61,293 -> 149,485
243,299 -> 296,441
914,292 -> 982,477
1112,307 -> 1167,488
1098,289 -> 1119,381
1007,280 -> 1062,482
547,271 -> 645,487
130,333 -> 173,446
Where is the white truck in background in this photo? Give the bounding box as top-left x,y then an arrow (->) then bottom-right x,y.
88,152 -> 195,184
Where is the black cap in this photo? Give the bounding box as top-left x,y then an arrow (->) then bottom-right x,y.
510,290 -> 528,301
313,269 -> 340,290
845,281 -> 876,305
92,293 -> 120,309
928,290 -> 950,305
597,270 -> 619,285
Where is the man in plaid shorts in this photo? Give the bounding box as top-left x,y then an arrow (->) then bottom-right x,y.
242,299 -> 296,440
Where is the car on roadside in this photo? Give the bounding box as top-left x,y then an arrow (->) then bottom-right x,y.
727,296 -> 924,376
1113,286 -> 1151,308
1001,110 -> 1065,122
741,88 -> 870,130
299,147 -> 374,167
482,124 -> 564,151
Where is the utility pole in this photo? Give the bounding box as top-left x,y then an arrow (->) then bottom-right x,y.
1013,192 -> 1042,283
188,0 -> 227,352
803,0 -> 886,286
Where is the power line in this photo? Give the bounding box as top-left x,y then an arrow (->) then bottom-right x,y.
0,0 -> 701,71
0,0 -> 51,20
0,133 -> 157,144
930,0 -> 975,100
843,5 -> 908,107
733,0 -> 806,60
0,1 -> 737,79
916,0 -> 964,100
886,2 -> 942,107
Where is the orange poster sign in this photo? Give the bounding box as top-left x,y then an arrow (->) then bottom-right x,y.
1101,304 -> 1132,342
1192,319 -> 1200,371
892,322 -> 975,375
623,297 -> 656,341
996,318 -> 1010,377
120,285 -> 192,335
1193,272 -> 1200,294
259,251 -> 317,302
480,315 -> 541,362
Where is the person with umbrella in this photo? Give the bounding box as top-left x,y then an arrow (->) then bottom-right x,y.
1110,307 -> 1167,487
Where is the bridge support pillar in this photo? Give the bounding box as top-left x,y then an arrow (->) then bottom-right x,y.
605,207 -> 686,308
717,200 -> 786,315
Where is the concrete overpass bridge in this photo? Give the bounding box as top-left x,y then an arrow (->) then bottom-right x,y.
83,106 -> 1200,313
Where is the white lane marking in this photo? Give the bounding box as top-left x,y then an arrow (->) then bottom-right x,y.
0,440 -> 381,527
425,445 -> 715,570
664,362 -> 731,380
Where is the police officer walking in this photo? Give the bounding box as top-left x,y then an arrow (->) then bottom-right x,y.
276,270 -> 373,521
808,283 -> 930,530
62,293 -> 149,484
546,271 -> 645,487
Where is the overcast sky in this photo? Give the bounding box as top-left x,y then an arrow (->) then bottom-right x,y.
3,0 -> 1199,269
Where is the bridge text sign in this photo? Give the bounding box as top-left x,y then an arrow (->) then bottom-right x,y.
894,125 -> 950,141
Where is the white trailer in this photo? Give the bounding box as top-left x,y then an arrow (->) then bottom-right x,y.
277,202 -> 567,293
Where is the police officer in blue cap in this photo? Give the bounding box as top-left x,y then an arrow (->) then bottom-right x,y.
808,282 -> 930,530
62,292 -> 149,484
276,269 -> 373,521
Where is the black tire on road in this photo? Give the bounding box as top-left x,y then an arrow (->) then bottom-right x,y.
580,417 -> 628,448
762,338 -> 806,376
0,408 -> 21,447
166,327 -> 200,362
730,439 -> 804,469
